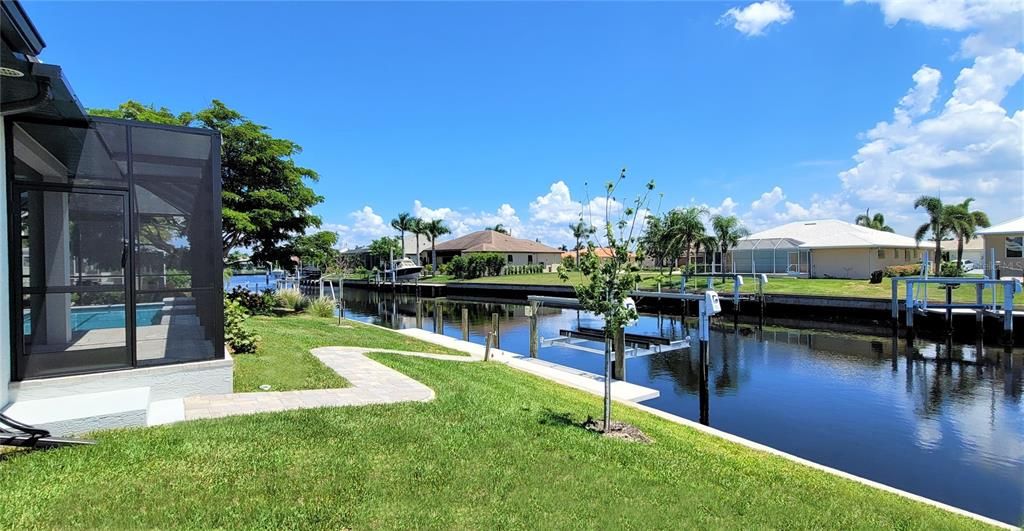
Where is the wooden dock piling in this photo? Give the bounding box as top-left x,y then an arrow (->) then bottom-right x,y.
461,307 -> 469,341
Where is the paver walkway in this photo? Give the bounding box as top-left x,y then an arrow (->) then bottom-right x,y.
184,347 -> 476,420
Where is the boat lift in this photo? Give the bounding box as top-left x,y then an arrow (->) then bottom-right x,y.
528,291 -> 723,380
891,251 -> 1021,342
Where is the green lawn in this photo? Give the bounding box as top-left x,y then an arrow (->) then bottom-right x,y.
232,313 -> 466,392
0,315 -> 993,529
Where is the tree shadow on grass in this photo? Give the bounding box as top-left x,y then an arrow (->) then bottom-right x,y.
537,408 -> 652,443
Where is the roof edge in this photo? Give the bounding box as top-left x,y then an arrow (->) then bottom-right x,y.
1,0 -> 45,56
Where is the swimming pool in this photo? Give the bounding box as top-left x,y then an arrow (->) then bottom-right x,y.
23,303 -> 164,334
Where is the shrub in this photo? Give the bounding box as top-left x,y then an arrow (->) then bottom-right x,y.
224,297 -> 260,354
883,264 -> 921,277
423,264 -> 433,275
307,296 -> 336,318
226,287 -> 276,315
276,288 -> 304,310
938,261 -> 964,277
561,256 -> 576,272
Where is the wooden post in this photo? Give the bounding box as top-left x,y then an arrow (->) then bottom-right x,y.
461,307 -> 469,341
944,284 -> 954,332
491,312 -> 500,349
484,332 -> 492,361
975,283 -> 984,330
1003,282 -> 1014,343
415,299 -> 423,329
528,302 -> 539,358
613,327 -> 626,380
890,278 -> 899,326
434,302 -> 444,334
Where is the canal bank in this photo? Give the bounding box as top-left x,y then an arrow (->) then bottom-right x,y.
330,287 -> 1024,524
335,279 -> 1024,345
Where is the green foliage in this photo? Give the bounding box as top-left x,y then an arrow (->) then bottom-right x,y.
710,214 -> 749,279
90,100 -> 323,263
854,209 -> 894,232
307,296 -> 336,318
368,236 -> 404,266
485,224 -> 510,235
563,169 -> 654,335
275,288 -> 304,311
883,264 -> 922,277
286,231 -> 340,269
447,253 -> 506,279
224,297 -> 260,354
226,287 -> 277,315
938,262 -> 965,277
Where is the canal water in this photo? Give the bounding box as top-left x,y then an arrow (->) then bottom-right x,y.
333,287 -> 1023,524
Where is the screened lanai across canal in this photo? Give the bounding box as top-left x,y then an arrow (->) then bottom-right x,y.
730,237 -> 809,275
7,117 -> 224,380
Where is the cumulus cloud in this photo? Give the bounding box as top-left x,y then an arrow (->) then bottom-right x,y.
413,200 -> 522,239
326,206 -> 392,249
838,50 -> 1024,231
846,0 -> 1023,57
720,0 -> 795,37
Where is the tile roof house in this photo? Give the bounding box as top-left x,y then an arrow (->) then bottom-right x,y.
427,230 -> 563,271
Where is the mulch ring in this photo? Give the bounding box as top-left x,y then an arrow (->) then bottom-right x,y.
583,417 -> 652,444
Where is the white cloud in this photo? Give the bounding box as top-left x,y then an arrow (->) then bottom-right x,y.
413,199 -> 522,239
327,206 -> 392,249
750,186 -> 786,211
839,50 -> 1024,232
846,0 -> 1023,57
729,187 -> 857,232
720,0 -> 795,37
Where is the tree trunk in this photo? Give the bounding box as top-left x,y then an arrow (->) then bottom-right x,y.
934,237 -> 942,275
431,240 -> 437,276
956,236 -> 964,273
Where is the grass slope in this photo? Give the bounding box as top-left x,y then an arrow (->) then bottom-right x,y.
0,316 -> 990,529
232,314 -> 466,392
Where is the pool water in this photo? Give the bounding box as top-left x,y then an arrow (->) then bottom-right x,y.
337,289 -> 1024,525
23,304 -> 163,334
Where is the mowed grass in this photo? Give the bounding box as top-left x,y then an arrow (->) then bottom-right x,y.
232,313 -> 466,392
0,316 -> 994,529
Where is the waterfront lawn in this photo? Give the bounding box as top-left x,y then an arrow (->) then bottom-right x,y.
0,316 -> 991,529
232,314 -> 467,392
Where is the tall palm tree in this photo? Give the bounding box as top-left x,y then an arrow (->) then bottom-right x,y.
694,233 -> 718,279
390,212 -> 416,260
710,214 -> 749,282
667,207 -> 709,273
485,224 -> 510,235
854,209 -> 894,232
409,217 -> 427,264
569,220 -> 596,266
945,198 -> 990,269
423,219 -> 451,274
913,196 -> 949,275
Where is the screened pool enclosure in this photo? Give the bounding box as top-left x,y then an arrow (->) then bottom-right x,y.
730,237 -> 810,275
6,117 -> 224,380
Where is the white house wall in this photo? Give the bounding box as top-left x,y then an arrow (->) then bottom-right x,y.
982,234 -> 1024,277
809,248 -> 920,279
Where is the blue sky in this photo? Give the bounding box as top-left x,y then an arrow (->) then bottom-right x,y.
28,1 -> 1023,248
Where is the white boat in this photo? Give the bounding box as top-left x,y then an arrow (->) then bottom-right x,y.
384,258 -> 423,282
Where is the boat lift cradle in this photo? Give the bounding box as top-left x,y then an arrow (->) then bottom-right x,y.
0,413 -> 94,449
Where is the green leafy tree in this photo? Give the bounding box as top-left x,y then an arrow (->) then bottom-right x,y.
569,220 -> 596,267
423,219 -> 451,273
90,100 -> 323,264
560,169 -> 655,433
368,236 -> 403,268
289,231 -> 340,269
710,215 -> 749,282
854,209 -> 894,232
667,206 -> 709,281
945,198 -> 990,268
913,195 -> 950,275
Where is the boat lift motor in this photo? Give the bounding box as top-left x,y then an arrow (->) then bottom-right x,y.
698,290 -> 721,343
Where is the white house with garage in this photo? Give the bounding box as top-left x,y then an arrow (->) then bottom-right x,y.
979,216 -> 1024,278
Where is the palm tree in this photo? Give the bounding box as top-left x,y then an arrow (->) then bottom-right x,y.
913,196 -> 949,275
569,220 -> 596,267
423,219 -> 451,274
390,212 -> 416,260
694,233 -> 718,281
485,224 -> 509,235
409,217 -> 427,264
945,198 -> 990,269
854,209 -> 894,232
710,214 -> 749,282
667,207 -> 709,274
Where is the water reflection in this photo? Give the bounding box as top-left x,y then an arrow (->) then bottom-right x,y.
336,288 -> 1024,524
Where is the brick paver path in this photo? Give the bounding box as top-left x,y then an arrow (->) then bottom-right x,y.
184,347 -> 476,420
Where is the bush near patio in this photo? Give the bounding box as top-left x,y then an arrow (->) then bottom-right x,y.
0,312 -> 990,529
